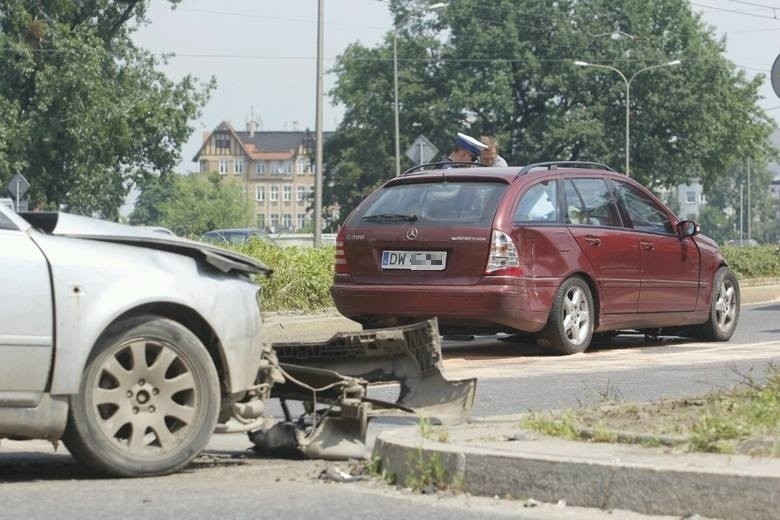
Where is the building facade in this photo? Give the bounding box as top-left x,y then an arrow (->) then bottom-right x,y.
193,121 -> 330,232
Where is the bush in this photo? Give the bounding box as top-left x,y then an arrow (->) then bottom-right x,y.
237,239 -> 335,312
722,245 -> 780,279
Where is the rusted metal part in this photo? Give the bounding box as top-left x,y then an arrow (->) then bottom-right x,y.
247,319 -> 476,459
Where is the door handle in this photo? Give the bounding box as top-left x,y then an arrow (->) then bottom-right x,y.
584,235 -> 601,246
640,240 -> 655,251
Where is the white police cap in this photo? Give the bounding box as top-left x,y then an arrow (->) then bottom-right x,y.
455,132 -> 488,158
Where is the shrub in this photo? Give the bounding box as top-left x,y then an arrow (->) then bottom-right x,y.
722,245 -> 780,279
237,239 -> 335,312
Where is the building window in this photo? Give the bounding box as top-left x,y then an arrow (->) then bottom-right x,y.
256,162 -> 265,174
256,214 -> 265,228
270,185 -> 279,202
284,161 -> 292,174
199,160 -> 208,173
282,214 -> 292,230
297,213 -> 306,230
297,159 -> 306,174
685,191 -> 696,204
219,160 -> 228,175
296,186 -> 306,202
283,185 -> 292,202
255,185 -> 264,201
215,133 -> 230,151
270,214 -> 279,231
234,159 -> 244,175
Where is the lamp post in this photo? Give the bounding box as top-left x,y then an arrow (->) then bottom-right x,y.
314,0 -> 324,246
394,3 -> 446,177
574,59 -> 681,176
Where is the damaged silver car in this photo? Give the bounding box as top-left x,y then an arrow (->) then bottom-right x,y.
0,205 -> 475,477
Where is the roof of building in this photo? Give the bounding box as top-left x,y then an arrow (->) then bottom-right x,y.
193,121 -> 333,162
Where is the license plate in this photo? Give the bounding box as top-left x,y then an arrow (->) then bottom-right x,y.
381,250 -> 447,271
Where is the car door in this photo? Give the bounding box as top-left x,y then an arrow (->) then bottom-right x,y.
565,178 -> 641,314
0,212 -> 54,406
611,180 -> 700,312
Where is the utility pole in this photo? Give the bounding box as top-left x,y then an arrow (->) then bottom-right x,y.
314,0 -> 324,247
747,157 -> 751,242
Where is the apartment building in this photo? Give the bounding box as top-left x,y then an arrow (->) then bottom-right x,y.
193,121 -> 331,232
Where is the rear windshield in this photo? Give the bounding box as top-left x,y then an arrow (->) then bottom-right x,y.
356,181 -> 507,226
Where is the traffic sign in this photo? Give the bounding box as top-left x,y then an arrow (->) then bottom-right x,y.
772,54 -> 780,99
405,135 -> 438,165
6,172 -> 30,199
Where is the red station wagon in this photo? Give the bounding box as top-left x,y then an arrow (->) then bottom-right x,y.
331,161 -> 740,355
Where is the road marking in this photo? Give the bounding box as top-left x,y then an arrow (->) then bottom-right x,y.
441,340 -> 780,380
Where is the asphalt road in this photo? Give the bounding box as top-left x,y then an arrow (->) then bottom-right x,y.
1,302 -> 778,520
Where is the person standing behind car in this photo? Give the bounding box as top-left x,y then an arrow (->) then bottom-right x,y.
438,132 -> 487,168
479,135 -> 508,167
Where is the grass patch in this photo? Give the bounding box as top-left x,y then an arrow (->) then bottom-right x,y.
521,364 -> 780,456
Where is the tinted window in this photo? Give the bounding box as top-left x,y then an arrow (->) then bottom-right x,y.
613,181 -> 673,234
360,181 -> 506,226
567,178 -> 622,227
514,180 -> 558,223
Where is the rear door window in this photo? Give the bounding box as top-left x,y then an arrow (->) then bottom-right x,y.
358,181 -> 506,226
566,178 -> 622,227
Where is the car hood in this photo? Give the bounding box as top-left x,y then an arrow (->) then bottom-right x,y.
19,212 -> 272,276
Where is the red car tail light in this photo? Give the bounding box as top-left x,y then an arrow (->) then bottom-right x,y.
335,228 -> 348,274
484,229 -> 523,276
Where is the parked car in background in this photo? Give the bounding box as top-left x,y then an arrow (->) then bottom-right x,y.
332,161 -> 740,355
0,205 -> 270,476
200,227 -> 277,246
137,225 -> 176,236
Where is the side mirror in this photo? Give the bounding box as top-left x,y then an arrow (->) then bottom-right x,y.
677,220 -> 700,238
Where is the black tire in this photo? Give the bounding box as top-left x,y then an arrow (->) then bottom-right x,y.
538,276 -> 594,355
695,266 -> 740,341
62,316 -> 220,477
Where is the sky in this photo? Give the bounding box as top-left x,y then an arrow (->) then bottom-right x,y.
132,0 -> 780,174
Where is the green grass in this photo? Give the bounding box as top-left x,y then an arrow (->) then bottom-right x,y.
521,364 -> 780,456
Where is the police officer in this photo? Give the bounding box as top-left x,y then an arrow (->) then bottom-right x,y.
439,132 -> 488,168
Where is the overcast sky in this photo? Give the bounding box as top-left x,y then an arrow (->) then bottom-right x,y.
132,0 -> 780,173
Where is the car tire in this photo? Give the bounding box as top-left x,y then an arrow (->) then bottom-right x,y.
538,276 -> 594,355
695,266 -> 740,341
62,316 -> 220,477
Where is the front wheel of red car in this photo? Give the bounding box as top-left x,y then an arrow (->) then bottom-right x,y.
695,267 -> 740,341
539,276 -> 594,355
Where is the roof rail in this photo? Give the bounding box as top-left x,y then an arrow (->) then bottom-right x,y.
400,161 -> 487,176
516,161 -> 617,176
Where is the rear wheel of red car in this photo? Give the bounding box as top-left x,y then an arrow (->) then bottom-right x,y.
539,276 -> 594,355
62,316 -> 220,477
695,266 -> 740,341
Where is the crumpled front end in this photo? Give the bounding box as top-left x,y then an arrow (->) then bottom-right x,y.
245,319 -> 476,460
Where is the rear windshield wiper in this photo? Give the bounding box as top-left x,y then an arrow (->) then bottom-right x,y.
361,213 -> 418,222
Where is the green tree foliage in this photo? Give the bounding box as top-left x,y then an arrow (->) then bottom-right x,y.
131,173 -> 253,237
325,0 -> 776,225
0,1 -> 214,218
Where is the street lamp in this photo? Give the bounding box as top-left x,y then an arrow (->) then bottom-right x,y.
574,59 -> 681,176
394,3 -> 446,177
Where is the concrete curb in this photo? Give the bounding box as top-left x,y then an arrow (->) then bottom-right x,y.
372,421 -> 780,520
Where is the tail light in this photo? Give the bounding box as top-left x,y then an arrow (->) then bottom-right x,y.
484,229 -> 523,276
335,227 -> 348,274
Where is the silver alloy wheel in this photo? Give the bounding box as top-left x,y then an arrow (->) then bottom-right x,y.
92,338 -> 200,455
562,285 -> 590,347
714,277 -> 737,332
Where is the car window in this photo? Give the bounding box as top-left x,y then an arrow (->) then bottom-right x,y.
0,211 -> 16,230
612,181 -> 673,234
359,181 -> 506,226
567,178 -> 622,227
514,180 -> 559,223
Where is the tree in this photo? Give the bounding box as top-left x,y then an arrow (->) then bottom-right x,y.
325,0 -> 776,225
0,1 -> 214,219
131,173 -> 254,237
